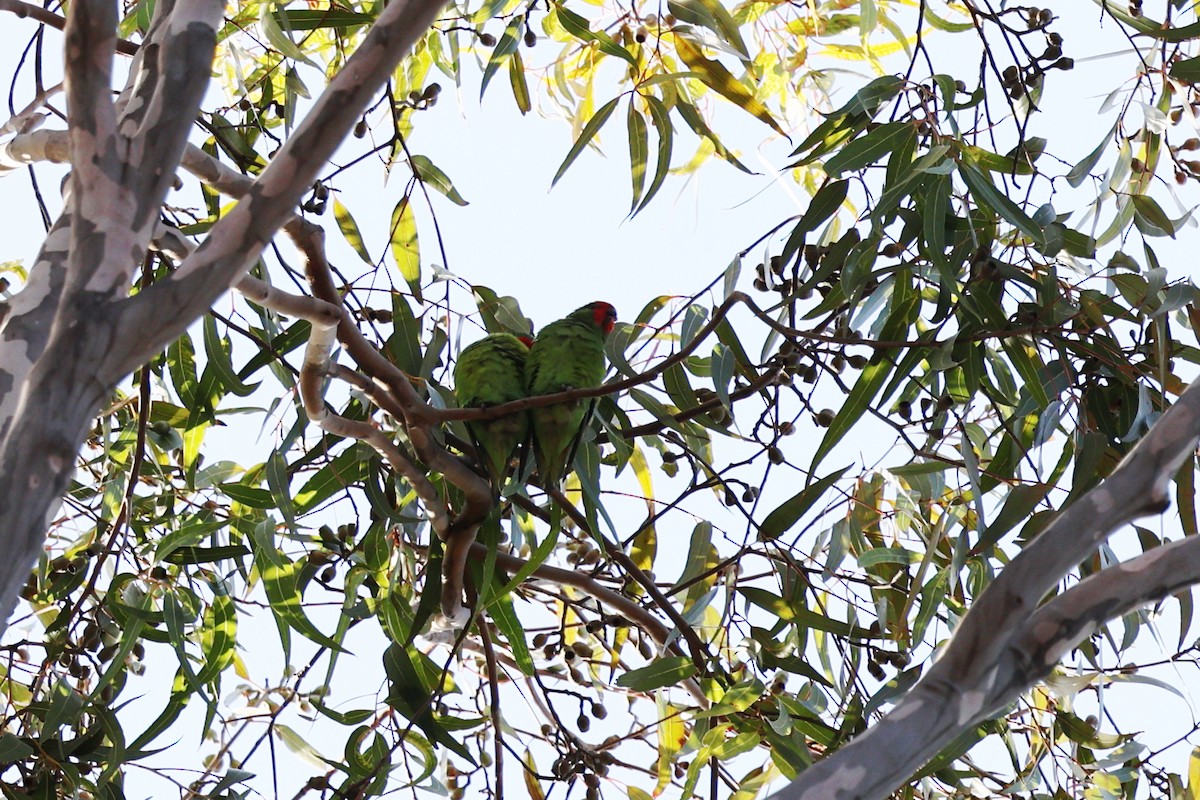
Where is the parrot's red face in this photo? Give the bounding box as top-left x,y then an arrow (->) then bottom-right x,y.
517,335 -> 534,348
591,302 -> 618,335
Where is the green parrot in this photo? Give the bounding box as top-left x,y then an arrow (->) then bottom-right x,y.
525,301 -> 618,486
454,332 -> 532,491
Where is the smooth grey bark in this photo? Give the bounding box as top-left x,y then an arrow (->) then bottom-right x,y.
0,0 -> 447,637
769,377 -> 1200,799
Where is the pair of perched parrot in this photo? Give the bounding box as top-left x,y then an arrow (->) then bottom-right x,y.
453,301 -> 618,490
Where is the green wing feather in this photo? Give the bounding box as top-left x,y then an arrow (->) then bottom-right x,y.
454,333 -> 530,488
525,303 -> 614,486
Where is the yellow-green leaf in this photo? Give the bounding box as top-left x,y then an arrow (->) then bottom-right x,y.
333,197 -> 372,265
410,155 -> 469,206
509,48 -> 531,114
389,197 -> 421,292
552,96 -> 621,186
675,35 -> 784,136
616,656 -> 696,691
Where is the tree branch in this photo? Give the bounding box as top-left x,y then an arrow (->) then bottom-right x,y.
114,0 -> 449,375
470,542 -> 709,706
114,2 -> 223,238
0,0 -> 139,55
769,378 -> 1200,799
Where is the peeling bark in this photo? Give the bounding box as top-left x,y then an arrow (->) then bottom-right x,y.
0,0 -> 448,635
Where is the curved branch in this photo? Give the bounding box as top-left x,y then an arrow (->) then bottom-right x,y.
112,0 -> 450,377
471,542 -> 709,706
544,488 -> 717,682
300,327 -> 451,540
770,378 -> 1200,799
0,0 -> 139,55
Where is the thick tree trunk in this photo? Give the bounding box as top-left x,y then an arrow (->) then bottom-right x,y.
0,0 -> 448,635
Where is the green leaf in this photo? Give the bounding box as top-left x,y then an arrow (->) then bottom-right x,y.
43,680 -> 85,734
221,483 -> 274,509
202,316 -> 258,398
487,591 -> 535,676
668,0 -> 749,59
638,95 -> 675,214
250,520 -> 347,655
555,6 -> 638,67
389,197 -> 421,294
552,96 -> 621,187
480,16 -> 522,100
294,444 -> 373,513
383,644 -> 475,761
168,332 -> 199,409
810,270 -> 917,470
961,143 -> 1040,175
162,591 -> 204,692
266,449 -> 298,534
615,657 -> 697,691
822,122 -> 914,177
0,733 -> 34,762
410,155 -> 469,206
194,593 -> 237,687
974,483 -> 1053,554
259,4 -> 318,67
739,587 -> 874,638
273,10 -> 374,30
333,197 -> 373,264
790,75 -> 904,160
163,544 -> 251,565
922,172 -> 952,274
385,293 -> 423,375
1132,194 -> 1176,237
239,320 -> 310,380
675,100 -> 752,173
628,101 -> 649,213
958,162 -> 1045,247
758,467 -> 850,540
781,179 -> 849,266
1171,55 -> 1200,83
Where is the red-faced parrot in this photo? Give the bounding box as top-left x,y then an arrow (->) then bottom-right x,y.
524,301 -> 617,486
